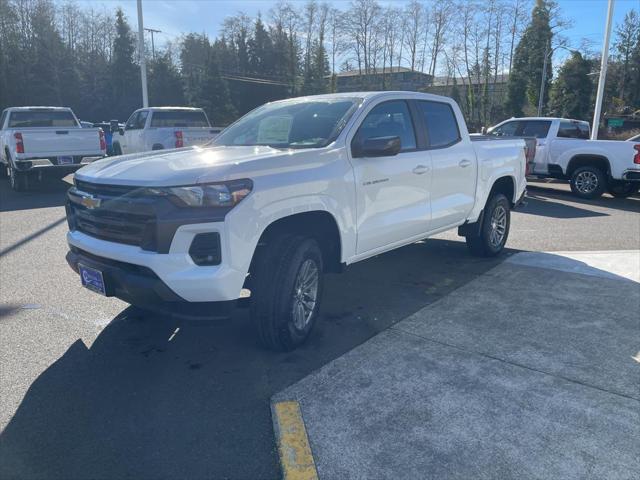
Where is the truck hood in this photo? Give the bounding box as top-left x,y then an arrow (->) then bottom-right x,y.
74,145 -> 291,186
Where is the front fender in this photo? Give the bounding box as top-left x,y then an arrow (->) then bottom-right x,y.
224,193 -> 356,276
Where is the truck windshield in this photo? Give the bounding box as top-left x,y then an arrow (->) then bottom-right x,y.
8,110 -> 77,128
214,98 -> 361,149
150,110 -> 210,128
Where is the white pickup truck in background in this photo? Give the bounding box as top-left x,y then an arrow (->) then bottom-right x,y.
65,92 -> 528,350
112,107 -> 222,155
487,117 -> 640,199
0,107 -> 106,191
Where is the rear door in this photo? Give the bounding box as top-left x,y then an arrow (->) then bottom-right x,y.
350,99 -> 432,254
418,100 -> 477,230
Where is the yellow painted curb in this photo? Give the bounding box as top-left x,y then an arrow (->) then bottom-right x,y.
272,401 -> 319,480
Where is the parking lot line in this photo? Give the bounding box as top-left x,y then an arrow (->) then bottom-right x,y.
272,401 -> 318,480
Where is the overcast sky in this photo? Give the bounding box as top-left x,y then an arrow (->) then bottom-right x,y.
74,0 -> 639,66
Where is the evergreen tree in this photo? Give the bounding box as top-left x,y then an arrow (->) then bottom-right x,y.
111,9 -> 141,119
614,10 -> 639,107
196,51 -> 237,125
149,52 -> 185,106
548,52 -> 593,120
506,0 -> 553,116
180,33 -> 211,106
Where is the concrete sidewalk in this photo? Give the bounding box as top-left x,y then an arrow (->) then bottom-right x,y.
273,251 -> 640,480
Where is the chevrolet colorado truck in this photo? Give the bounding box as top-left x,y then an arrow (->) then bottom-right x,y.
487,117 -> 640,199
65,92 -> 527,350
112,107 -> 221,155
0,107 -> 106,191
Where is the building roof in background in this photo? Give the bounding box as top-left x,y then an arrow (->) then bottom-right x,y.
336,67 -> 430,77
431,73 -> 510,86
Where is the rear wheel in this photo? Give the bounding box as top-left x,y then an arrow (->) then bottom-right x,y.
465,193 -> 511,257
570,166 -> 606,199
8,162 -> 28,192
113,142 -> 123,156
607,180 -> 637,198
250,235 -> 324,351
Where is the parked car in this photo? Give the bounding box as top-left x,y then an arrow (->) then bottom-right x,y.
112,107 -> 222,155
487,117 -> 640,198
0,106 -> 106,191
65,92 -> 528,350
627,133 -> 640,142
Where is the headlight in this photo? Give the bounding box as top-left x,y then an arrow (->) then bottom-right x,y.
153,179 -> 253,208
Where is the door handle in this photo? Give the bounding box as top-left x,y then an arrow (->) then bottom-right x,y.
459,159 -> 472,168
412,165 -> 430,175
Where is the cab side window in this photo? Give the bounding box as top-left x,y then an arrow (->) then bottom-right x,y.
418,101 -> 461,148
125,112 -> 140,130
134,111 -> 149,129
558,121 -> 581,138
354,101 -> 417,153
490,121 -> 519,137
0,111 -> 7,130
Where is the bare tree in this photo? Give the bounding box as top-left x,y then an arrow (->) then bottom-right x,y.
403,0 -> 423,71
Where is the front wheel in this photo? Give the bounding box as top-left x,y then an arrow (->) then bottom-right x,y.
607,180 -> 637,198
466,193 -> 511,257
250,235 -> 324,351
570,166 -> 606,199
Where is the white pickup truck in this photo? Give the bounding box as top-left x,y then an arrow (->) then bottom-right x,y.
65,92 -> 527,350
0,107 -> 106,191
487,117 -> 640,198
112,107 -> 222,155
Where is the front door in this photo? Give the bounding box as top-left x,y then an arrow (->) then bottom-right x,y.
350,100 -> 432,255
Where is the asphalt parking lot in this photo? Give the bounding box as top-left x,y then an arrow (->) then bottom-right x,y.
0,177 -> 638,479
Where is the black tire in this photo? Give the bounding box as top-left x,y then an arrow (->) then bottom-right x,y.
465,193 -> 511,257
570,166 -> 607,199
8,162 -> 28,192
113,142 -> 123,156
607,180 -> 637,198
0,162 -> 7,179
250,235 -> 324,351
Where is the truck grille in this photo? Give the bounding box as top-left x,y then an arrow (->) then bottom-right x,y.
67,182 -> 157,250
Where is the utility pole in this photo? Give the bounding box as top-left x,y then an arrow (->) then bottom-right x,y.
136,0 -> 148,108
592,0 -> 615,140
537,40 -> 550,117
144,27 -> 161,61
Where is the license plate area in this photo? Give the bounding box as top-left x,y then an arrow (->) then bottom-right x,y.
78,263 -> 106,295
58,155 -> 73,165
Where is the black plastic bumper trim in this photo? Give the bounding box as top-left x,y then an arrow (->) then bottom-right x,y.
66,247 -> 236,318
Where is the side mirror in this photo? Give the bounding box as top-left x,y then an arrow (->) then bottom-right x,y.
118,127 -> 125,135
356,136 -> 402,158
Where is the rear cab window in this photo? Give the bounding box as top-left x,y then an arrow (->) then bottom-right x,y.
8,110 -> 78,128
558,121 -> 590,139
150,110 -> 211,128
489,120 -> 551,139
418,101 -> 461,148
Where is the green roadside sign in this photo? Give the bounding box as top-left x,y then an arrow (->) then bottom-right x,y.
608,118 -> 624,127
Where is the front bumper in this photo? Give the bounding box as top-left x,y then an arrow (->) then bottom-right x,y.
66,227 -> 247,304
66,245 -> 237,318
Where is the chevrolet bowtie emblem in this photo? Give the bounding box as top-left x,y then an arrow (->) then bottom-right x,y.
80,194 -> 101,209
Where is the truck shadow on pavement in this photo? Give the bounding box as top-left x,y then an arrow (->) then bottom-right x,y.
0,238 -> 508,480
0,177 -> 71,212
526,183 -> 640,215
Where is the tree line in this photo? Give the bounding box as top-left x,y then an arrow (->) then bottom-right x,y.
0,0 -> 638,128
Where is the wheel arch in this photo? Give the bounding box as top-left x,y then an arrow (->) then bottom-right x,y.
566,154 -> 611,178
251,210 -> 344,274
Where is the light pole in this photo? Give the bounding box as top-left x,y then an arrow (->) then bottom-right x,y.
137,0 -> 148,108
591,0 -> 615,140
